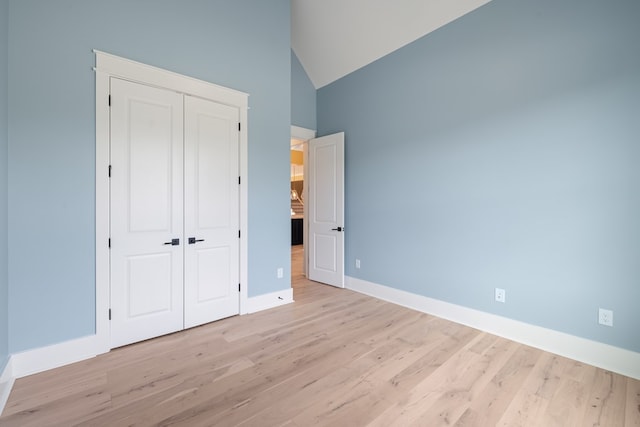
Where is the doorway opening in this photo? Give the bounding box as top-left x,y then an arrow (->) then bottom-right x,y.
289,126 -> 315,290
289,127 -> 345,291
291,138 -> 305,283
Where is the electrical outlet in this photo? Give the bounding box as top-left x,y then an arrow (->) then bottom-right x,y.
598,308 -> 613,327
277,267 -> 284,279
355,259 -> 361,269
495,288 -> 506,303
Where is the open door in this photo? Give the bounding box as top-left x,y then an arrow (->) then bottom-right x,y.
307,132 -> 345,287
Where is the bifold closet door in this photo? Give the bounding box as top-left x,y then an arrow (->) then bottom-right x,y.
110,78 -> 185,348
183,95 -> 240,328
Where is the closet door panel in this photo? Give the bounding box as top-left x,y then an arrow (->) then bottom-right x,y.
184,95 -> 240,328
110,78 -> 184,348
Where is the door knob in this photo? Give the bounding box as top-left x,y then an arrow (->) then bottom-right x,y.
188,237 -> 205,244
163,238 -> 180,246
331,227 -> 344,232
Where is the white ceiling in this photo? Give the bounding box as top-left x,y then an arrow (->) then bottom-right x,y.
291,0 -> 493,89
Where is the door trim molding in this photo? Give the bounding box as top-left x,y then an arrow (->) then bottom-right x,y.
94,50 -> 249,351
291,125 -> 316,141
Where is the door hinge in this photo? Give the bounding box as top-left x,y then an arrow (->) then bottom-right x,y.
108,238 -> 111,248
108,165 -> 112,177
238,230 -> 241,238
108,95 -> 111,106
108,309 -> 111,320
238,176 -> 241,185
238,283 -> 241,292
238,122 -> 241,131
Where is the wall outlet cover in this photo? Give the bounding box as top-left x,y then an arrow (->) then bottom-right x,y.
598,308 -> 613,327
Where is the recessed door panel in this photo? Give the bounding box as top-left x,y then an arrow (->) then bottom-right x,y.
184,95 -> 240,328
197,115 -> 232,230
313,234 -> 337,273
196,247 -> 230,302
313,144 -> 337,223
127,253 -> 172,317
128,101 -> 174,232
110,78 -> 184,348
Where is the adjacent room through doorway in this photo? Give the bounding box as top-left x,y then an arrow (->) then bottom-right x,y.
290,138 -> 305,285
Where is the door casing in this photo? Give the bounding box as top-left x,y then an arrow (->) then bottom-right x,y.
95,50 -> 249,353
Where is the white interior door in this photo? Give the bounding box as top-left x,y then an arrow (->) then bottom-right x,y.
110,78 -> 185,348
184,95 -> 240,328
308,132 -> 345,287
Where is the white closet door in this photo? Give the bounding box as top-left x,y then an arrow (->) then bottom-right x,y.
183,95 -> 240,328
110,78 -> 185,348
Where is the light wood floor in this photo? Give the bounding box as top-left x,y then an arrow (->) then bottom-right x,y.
2,245 -> 639,426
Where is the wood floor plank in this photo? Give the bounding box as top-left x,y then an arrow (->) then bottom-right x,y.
0,380 -> 111,427
194,301 -> 428,426
3,369 -> 108,416
1,246 -> 638,426
451,344 -> 543,426
544,377 -> 590,427
521,352 -> 570,400
85,294 -> 405,425
237,319 -> 449,426
371,335 -> 517,426
581,368 -> 628,427
288,334 -> 446,425
497,392 -> 551,427
224,342 -> 377,426
626,377 -> 640,427
409,336 -> 522,426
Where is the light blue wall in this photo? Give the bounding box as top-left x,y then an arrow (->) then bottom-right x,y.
318,0 -> 640,352
291,50 -> 316,129
0,0 -> 8,371
7,0 -> 291,353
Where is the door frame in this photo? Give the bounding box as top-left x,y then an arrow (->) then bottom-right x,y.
95,50 -> 249,352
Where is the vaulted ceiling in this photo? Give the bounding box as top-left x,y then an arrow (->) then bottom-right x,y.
291,0 -> 493,89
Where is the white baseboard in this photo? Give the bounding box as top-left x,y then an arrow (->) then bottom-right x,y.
245,288 -> 294,314
346,276 -> 640,380
10,334 -> 103,380
0,357 -> 14,415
